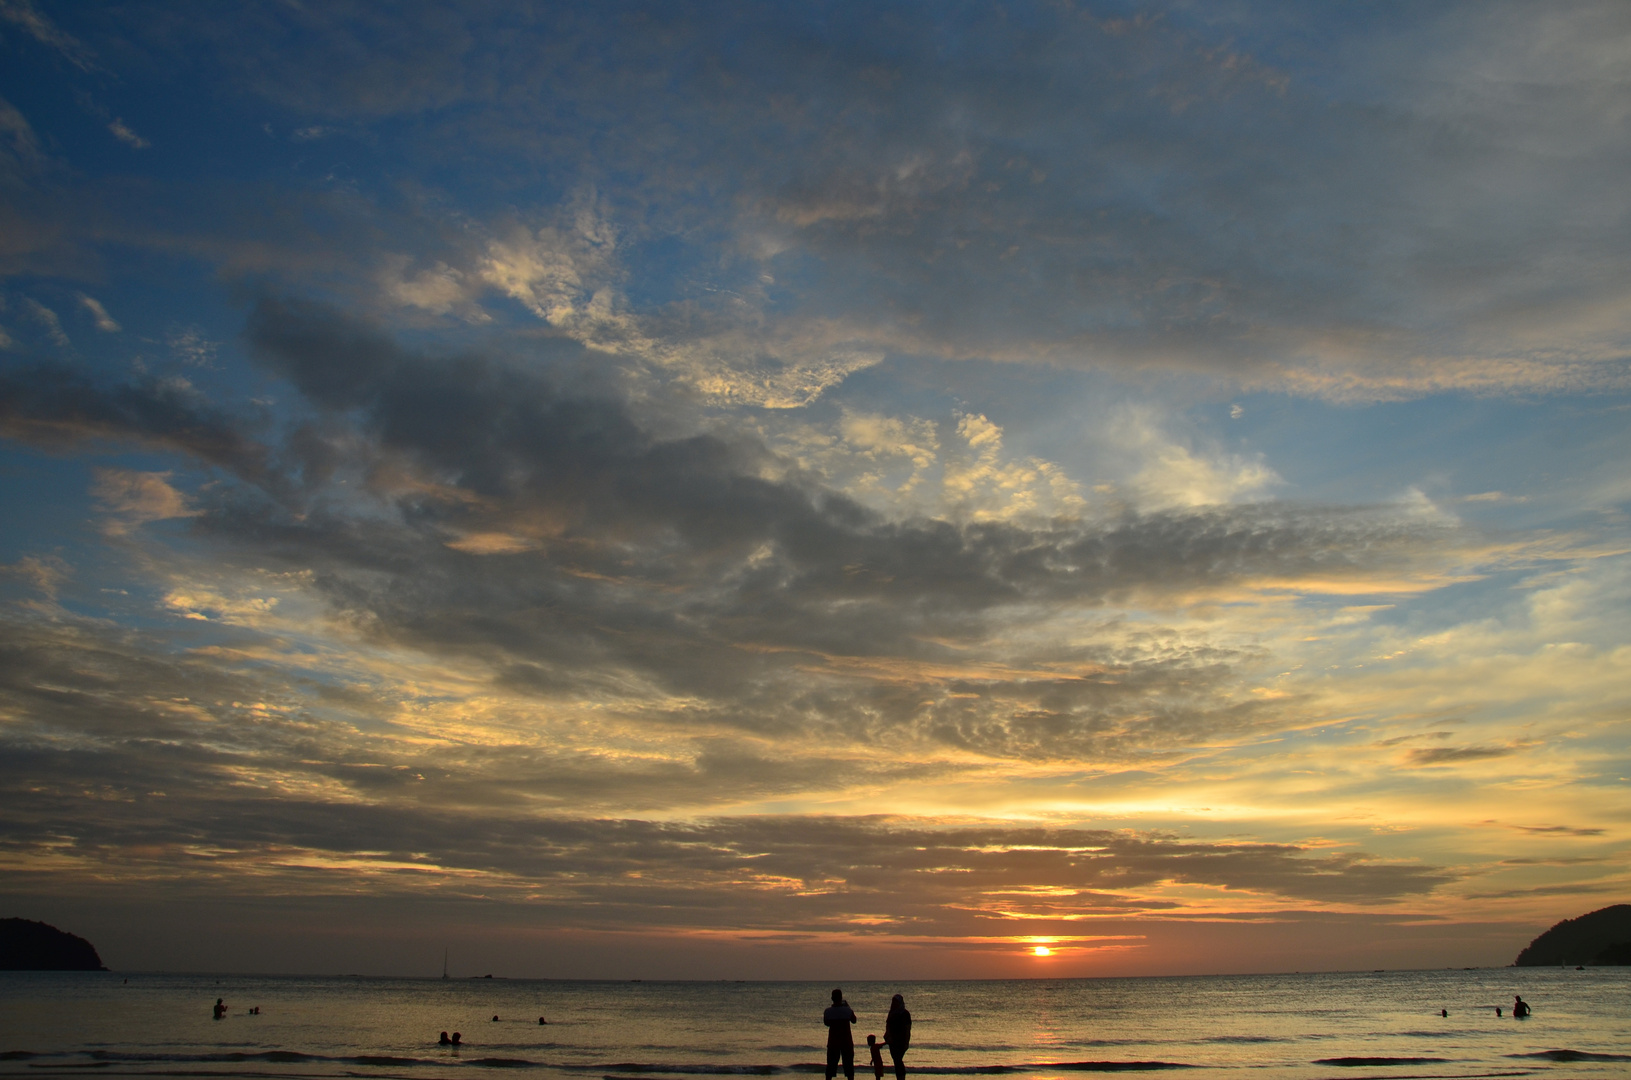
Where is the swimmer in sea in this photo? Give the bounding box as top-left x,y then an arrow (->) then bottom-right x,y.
212,999 -> 227,1020
451,1033 -> 462,1046
1513,996 -> 1530,1018
439,1032 -> 452,1046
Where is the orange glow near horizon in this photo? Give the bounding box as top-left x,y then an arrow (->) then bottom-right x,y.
1032,945 -> 1051,956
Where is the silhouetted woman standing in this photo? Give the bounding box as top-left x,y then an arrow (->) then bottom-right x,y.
883,994 -> 912,1080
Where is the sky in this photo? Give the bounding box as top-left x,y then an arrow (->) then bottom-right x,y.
1,0 -> 1629,980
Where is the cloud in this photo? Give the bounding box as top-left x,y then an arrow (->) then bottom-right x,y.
1403,744 -> 1518,766
107,119 -> 149,150
3,591 -> 1466,930
1500,823 -> 1608,838
2,298 -> 1491,771
1464,881 -> 1627,901
165,325 -> 218,366
476,207 -> 617,328
0,554 -> 69,599
0,0 -> 97,71
378,255 -> 484,322
92,469 -> 200,534
21,297 -> 68,346
0,601 -> 1457,926
0,363 -> 275,488
1111,406 -> 1282,510
0,96 -> 48,186
449,202 -> 880,408
233,296 -> 1457,636
77,293 -> 121,332
2,1 -> 1629,974
57,2 -> 1625,402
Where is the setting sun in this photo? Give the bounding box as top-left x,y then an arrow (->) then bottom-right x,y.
1032,946 -> 1051,956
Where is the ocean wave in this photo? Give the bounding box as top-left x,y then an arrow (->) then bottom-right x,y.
1312,1057 -> 1448,1067
584,1067 -> 778,1075
598,1069 -> 1192,1080
914,1044 -> 1137,1053
917,1065 -> 1191,1074
41,1058 -> 1195,1077
65,1050 -> 522,1069
0,1051 -> 1196,1076
87,1051 -> 329,1064
1508,1049 -> 1631,1062
23,1064 -> 111,1070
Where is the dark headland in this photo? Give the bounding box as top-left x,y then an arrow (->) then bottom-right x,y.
0,918 -> 107,970
1514,904 -> 1631,966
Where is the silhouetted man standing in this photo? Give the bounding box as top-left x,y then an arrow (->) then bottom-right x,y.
824,988 -> 857,1080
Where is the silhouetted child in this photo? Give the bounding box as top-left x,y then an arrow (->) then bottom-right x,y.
867,1035 -> 885,1080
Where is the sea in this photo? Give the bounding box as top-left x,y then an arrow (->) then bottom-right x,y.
2,969 -> 1629,1080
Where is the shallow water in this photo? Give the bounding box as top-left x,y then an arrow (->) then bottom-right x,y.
2,968 -> 1628,1080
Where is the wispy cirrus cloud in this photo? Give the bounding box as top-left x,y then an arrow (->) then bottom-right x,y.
77,292 -> 120,331
7,4 -> 1630,400
0,0 -> 97,71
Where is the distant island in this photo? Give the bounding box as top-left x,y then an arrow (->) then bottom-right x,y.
1514,904 -> 1631,966
0,918 -> 107,970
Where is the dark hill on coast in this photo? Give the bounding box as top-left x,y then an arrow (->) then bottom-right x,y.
0,918 -> 107,970
1514,904 -> 1631,966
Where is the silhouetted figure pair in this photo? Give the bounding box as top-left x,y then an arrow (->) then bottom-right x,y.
822,989 -> 911,1080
